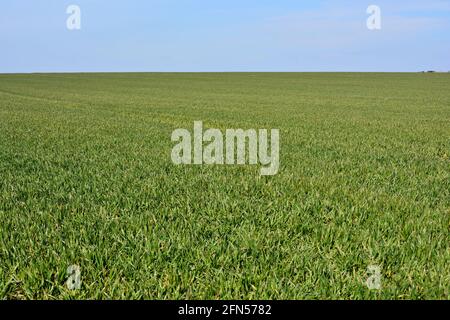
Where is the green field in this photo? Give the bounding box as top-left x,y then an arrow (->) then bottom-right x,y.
0,73 -> 449,299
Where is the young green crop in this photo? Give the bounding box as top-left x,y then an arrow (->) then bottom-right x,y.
0,73 -> 449,299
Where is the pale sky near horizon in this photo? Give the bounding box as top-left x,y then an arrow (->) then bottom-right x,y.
1,0 -> 449,72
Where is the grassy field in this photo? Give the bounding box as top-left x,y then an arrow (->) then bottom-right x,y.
0,73 -> 449,299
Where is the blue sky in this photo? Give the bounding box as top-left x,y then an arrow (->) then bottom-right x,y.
1,0 -> 449,72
